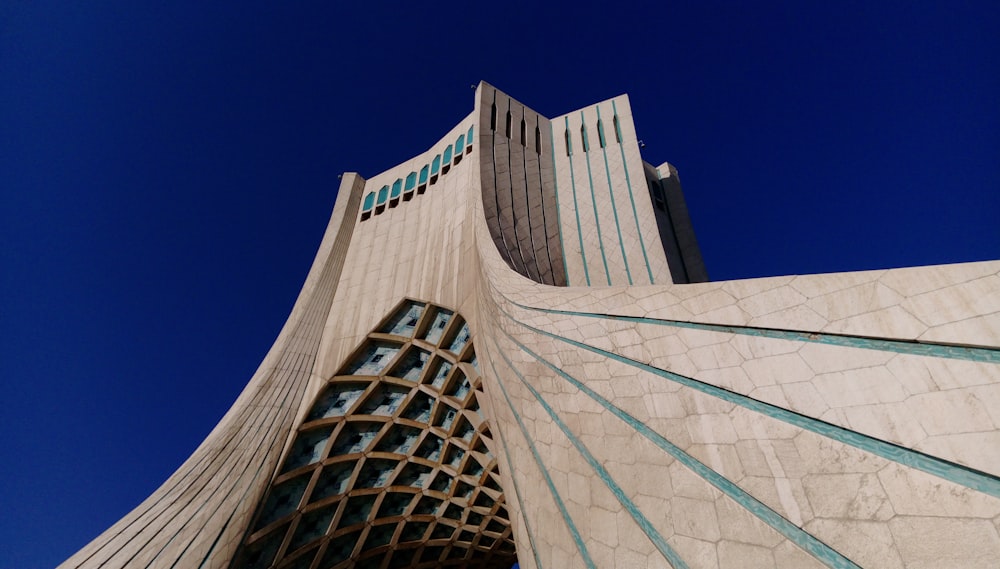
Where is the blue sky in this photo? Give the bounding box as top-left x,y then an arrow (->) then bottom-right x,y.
1,1 -> 997,566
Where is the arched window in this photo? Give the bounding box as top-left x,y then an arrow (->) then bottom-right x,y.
505,111 -> 512,138
443,144 -> 453,164
405,172 -> 417,192
535,125 -> 541,154
419,165 -> 429,185
390,179 -> 402,199
490,103 -> 497,131
520,119 -> 526,146
362,192 -> 375,212
564,128 -> 572,156
580,124 -> 589,152
597,119 -> 606,148
377,185 -> 389,205
431,155 -> 441,175
455,134 -> 465,154
613,115 -> 622,143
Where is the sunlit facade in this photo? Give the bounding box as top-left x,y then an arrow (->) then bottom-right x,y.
63,83 -> 1000,569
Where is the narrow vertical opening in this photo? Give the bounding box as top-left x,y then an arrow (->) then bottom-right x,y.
505,111 -> 512,138
564,128 -> 572,156
519,119 -> 526,146
597,119 -> 606,148
535,125 -> 541,155
490,103 -> 497,131
613,115 -> 622,143
580,124 -> 589,152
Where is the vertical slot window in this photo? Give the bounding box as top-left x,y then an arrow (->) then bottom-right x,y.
613,115 -> 622,143
505,111 -> 512,138
535,125 -> 541,154
597,119 -> 606,148
520,119 -> 526,146
490,103 -> 497,131
564,128 -> 572,156
581,124 -> 589,152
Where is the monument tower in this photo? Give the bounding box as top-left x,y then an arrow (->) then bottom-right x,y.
63,83 -> 1000,569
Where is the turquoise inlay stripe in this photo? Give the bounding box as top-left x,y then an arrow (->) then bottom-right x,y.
597,106 -> 632,286
612,100 -> 655,284
506,298 -> 1000,365
581,111 -> 612,286
497,305 -> 1000,499
486,354 -> 598,569
548,120 -> 570,285
492,339 -> 689,569
565,117 -> 591,286
497,329 -> 860,569
493,403 -> 546,569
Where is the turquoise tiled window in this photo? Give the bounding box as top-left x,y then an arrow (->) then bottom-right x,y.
419,165 -> 429,184
466,125 -> 474,145
376,185 -> 389,205
405,172 -> 416,192
442,144 -> 453,164
390,179 -> 402,199
431,155 -> 441,175
455,134 -> 465,155
362,192 -> 375,212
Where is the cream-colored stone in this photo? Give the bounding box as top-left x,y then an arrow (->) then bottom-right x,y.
889,516 -> 1000,569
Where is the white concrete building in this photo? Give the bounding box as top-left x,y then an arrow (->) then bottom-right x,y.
63,83 -> 1000,569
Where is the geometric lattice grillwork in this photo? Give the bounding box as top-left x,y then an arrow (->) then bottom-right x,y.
231,300 -> 516,569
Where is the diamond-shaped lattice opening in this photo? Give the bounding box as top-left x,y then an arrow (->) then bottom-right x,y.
320,530 -> 362,568
282,427 -> 333,473
413,434 -> 443,461
381,301 -> 425,337
287,504 -> 336,552
454,481 -> 474,500
331,422 -> 381,455
309,460 -> 355,503
466,511 -> 484,528
389,347 -> 431,382
307,383 -> 367,421
425,358 -> 452,389
413,495 -> 442,515
443,503 -> 463,521
365,521 -> 398,548
256,475 -> 309,529
447,544 -> 469,560
340,494 -> 377,526
395,462 -> 432,488
462,459 -> 484,478
357,384 -> 409,416
356,458 -> 397,488
428,471 -> 453,493
453,416 -> 474,443
400,391 -> 434,423
277,548 -> 316,569
443,445 -> 465,470
421,307 -> 453,345
355,552 -> 387,569
378,491 -> 415,517
446,320 -> 471,355
433,404 -> 458,431
474,491 -> 495,509
399,520 -> 430,543
374,424 -> 421,454
431,522 -> 456,539
445,368 -> 472,400
345,341 -> 402,376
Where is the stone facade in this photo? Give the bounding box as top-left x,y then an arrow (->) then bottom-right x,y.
62,82 -> 1000,569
